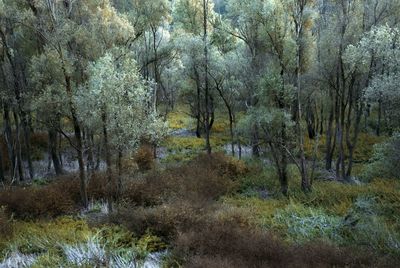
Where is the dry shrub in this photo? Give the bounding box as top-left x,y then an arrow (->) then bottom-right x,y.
0,185 -> 76,219
186,256 -> 238,268
0,176 -> 85,219
87,173 -> 114,200
193,153 -> 248,178
134,145 -> 154,171
54,174 -> 116,204
110,201 -> 207,240
122,153 -> 242,206
173,219 -> 375,268
30,132 -> 48,150
51,175 -> 82,204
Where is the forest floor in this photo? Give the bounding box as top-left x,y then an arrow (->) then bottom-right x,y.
0,110 -> 399,267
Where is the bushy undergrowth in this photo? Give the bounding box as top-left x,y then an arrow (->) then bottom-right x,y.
134,144 -> 155,171
364,132 -> 400,180
171,217 -> 374,268
1,150 -> 400,266
122,153 -> 244,206
0,185 -> 76,219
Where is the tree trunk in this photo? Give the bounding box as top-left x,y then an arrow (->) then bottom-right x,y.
325,107 -> 334,170
3,104 -> 15,178
251,125 -> 261,157
0,29 -> 33,180
203,0 -> 211,155
13,111 -> 24,182
376,98 -> 382,136
49,128 -> 63,175
0,148 -> 4,182
102,110 -> 113,212
117,150 -> 123,200
65,73 -> 88,207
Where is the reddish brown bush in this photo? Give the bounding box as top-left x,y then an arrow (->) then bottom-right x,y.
134,145 -> 154,171
53,173 -> 116,203
0,184 -> 76,219
110,201 -> 207,240
173,219 -> 375,268
193,153 -> 248,179
121,153 -> 239,206
29,132 -> 49,151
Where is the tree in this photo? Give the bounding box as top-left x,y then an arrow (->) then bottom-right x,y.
0,0 -> 37,181
345,25 -> 400,136
78,48 -> 167,210
28,0 -> 136,206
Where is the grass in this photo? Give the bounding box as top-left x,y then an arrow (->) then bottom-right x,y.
0,217 -> 165,267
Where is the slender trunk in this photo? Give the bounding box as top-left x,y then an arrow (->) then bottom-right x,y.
319,105 -> 324,135
102,110 -> 113,212
21,117 -> 33,180
196,84 -> 201,138
13,111 -> 24,182
252,125 -> 261,158
117,150 -> 123,200
280,168 -> 288,196
377,98 -> 382,136
203,0 -> 211,155
280,126 -> 288,196
85,131 -> 94,177
229,111 -> 234,157
0,148 -> 4,182
58,132 -> 63,167
215,81 -> 235,156
306,101 -> 316,139
49,128 -> 63,175
95,142 -> 101,171
325,104 -> 334,170
295,36 -> 309,192
65,73 -> 87,207
0,29 -> 33,179
3,104 -> 15,177
237,123 -> 242,160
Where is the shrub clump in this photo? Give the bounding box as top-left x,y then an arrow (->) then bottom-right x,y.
0,183 -> 77,219
122,153 -> 242,206
134,144 -> 155,171
272,202 -> 343,243
171,218 -> 374,268
363,133 -> 400,180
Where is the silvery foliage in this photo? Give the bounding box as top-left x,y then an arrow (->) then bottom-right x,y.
82,199 -> 110,215
345,25 -> 400,128
364,132 -> 400,180
0,251 -> 36,268
77,47 -> 168,151
63,235 -> 164,268
63,236 -> 107,266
